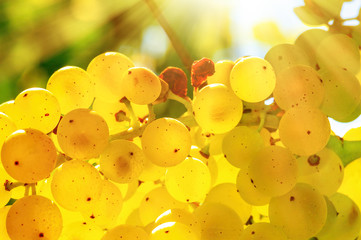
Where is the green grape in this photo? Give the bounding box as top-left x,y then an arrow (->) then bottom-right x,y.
222,126 -> 264,169
248,146 -> 298,197
13,88 -> 61,133
207,59 -> 235,87
317,193 -> 361,240
59,221 -> 105,240
318,67 -> 361,122
0,100 -> 18,121
189,146 -> 218,186
240,222 -> 287,240
194,202 -> 243,240
121,67 -> 161,105
192,83 -> 243,134
0,112 -> 16,149
298,147 -> 344,196
0,206 -> 11,240
141,117 -> 191,167
150,222 -> 199,240
6,195 -> 63,240
101,224 -> 149,240
204,183 -> 252,223
1,128 -> 57,183
236,167 -> 271,206
165,157 -> 211,203
279,106 -> 330,156
46,66 -> 95,114
51,159 -> 103,212
316,33 -> 360,74
230,57 -> 276,103
100,139 -> 145,183
139,186 -> 188,225
273,64 -> 325,110
92,98 -> 130,134
87,51 -> 134,103
80,179 -> 123,228
57,108 -> 109,160
268,183 -> 327,240
264,43 -> 311,74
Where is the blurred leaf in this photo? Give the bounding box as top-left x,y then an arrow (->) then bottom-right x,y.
294,5 -> 330,26
253,21 -> 287,46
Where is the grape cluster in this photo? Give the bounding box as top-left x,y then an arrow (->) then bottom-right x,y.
2,2 -> 361,240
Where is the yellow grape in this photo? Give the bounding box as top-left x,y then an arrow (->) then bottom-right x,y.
80,179 -> 123,228
6,195 -> 63,240
101,224 -> 149,240
138,155 -> 166,182
207,59 -> 235,87
240,222 -> 288,240
46,66 -> 95,114
121,67 -> 161,105
51,159 -> 103,212
59,221 -> 105,240
13,88 -> 61,133
194,202 -> 243,240
268,183 -> 327,240
298,147 -> 344,196
273,64 -> 325,110
264,43 -> 311,74
100,139 -> 145,183
57,108 -> 109,160
139,186 -> 188,225
1,129 -> 57,183
192,83 -> 243,134
87,51 -> 134,103
204,183 -> 252,223
279,106 -> 330,156
0,112 -> 16,149
0,206 -> 11,240
0,100 -> 18,121
165,157 -> 211,203
141,117 -> 191,167
150,222 -> 199,240
189,146 -> 218,186
230,57 -> 276,102
222,126 -> 264,169
248,146 -> 298,197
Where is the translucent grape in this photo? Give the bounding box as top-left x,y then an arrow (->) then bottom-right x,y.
141,117 -> 191,167
57,108 -> 109,160
87,51 -> 134,103
51,159 -> 103,211
0,100 -> 18,121
279,106 -> 330,156
222,126 -> 264,169
230,57 -> 276,102
192,83 -> 243,134
1,129 -> 57,183
207,59 -> 235,87
101,224 -> 149,240
189,146 -> 218,186
13,88 -> 61,133
138,155 -> 166,182
273,64 -> 325,110
0,112 -> 17,149
165,157 -> 211,203
150,222 -> 199,240
59,221 -> 105,240
240,222 -> 288,240
268,183 -> 327,240
121,67 -> 161,105
6,195 -> 63,240
100,139 -> 145,183
46,66 -> 95,114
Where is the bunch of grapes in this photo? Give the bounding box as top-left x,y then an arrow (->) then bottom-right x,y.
2,1 -> 361,240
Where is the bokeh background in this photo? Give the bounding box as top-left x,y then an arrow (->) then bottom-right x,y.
0,0 -> 360,135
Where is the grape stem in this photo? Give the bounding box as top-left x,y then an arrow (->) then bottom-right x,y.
4,181 -> 25,191
167,91 -> 193,115
326,135 -> 361,166
123,98 -> 140,130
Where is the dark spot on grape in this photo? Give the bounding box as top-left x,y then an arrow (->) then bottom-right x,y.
24,93 -> 28,97
45,113 -> 49,116
129,152 -> 134,156
39,233 -> 44,238
278,56 -> 283,60
128,70 -> 132,75
83,222 -> 87,225
14,161 -> 19,166
174,149 -> 179,153
186,199 -> 190,202
146,197 -> 149,202
290,196 -> 295,201
87,197 -> 91,201
251,231 -> 255,234
307,130 -> 311,135
262,66 -> 267,70
69,120 -> 74,123
165,230 -> 169,233
90,214 -> 95,219
308,155 -> 320,166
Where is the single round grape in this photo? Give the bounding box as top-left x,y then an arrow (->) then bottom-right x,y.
273,64 -> 325,110
230,57 -> 276,102
51,159 -> 103,211
240,222 -> 288,240
222,126 -> 264,169
141,117 -> 191,167
121,67 -> 161,105
269,183 -> 327,240
57,108 -> 109,160
165,157 -> 211,203
279,106 -> 330,156
150,222 -> 199,240
1,129 -> 57,183
207,59 -> 235,87
101,224 -> 149,240
192,83 -> 243,134
0,112 -> 17,149
6,195 -> 63,240
87,51 -> 134,103
13,88 -> 61,133
47,66 -> 95,114
248,146 -> 298,197
100,139 -> 145,183
59,221 -> 105,240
